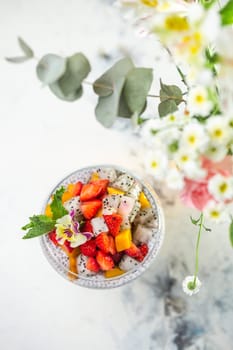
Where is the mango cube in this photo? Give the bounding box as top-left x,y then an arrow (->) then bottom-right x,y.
45,204 -> 52,218
105,268 -> 125,278
115,229 -> 132,252
62,191 -> 73,203
107,187 -> 125,195
139,191 -> 151,209
90,172 -> 100,181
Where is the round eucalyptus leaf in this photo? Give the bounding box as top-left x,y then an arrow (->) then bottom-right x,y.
36,54 -> 67,84
49,81 -> 83,102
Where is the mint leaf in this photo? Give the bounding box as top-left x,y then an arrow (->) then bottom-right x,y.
22,215 -> 56,239
50,187 -> 68,220
229,220 -> 233,247
220,0 -> 233,25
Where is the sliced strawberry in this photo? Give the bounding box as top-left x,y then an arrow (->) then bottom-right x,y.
80,239 -> 96,257
139,243 -> 149,258
63,240 -> 74,254
48,230 -> 58,246
108,235 -> 116,255
125,242 -> 142,259
81,200 -> 102,219
112,252 -> 124,264
73,181 -> 83,196
80,179 -> 109,201
86,257 -> 100,272
96,251 -> 114,271
81,220 -> 93,233
96,233 -> 110,254
103,214 -> 122,237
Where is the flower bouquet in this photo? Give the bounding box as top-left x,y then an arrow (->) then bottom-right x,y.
7,0 -> 233,295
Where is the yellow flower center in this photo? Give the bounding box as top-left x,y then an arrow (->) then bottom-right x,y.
195,94 -> 204,104
219,182 -> 228,193
151,160 -> 158,169
188,135 -> 196,144
141,0 -> 158,7
181,155 -> 189,162
165,16 -> 189,31
169,114 -> 176,122
182,32 -> 203,56
210,210 -> 220,218
214,129 -> 223,138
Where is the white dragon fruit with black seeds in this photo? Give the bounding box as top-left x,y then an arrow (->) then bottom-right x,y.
112,173 -> 134,192
126,181 -> 142,200
91,217 -> 108,236
102,194 -> 122,215
96,168 -> 117,182
134,208 -> 157,228
77,254 -> 96,277
133,224 -> 154,244
118,196 -> 136,221
129,201 -> 141,223
119,255 -> 140,271
63,196 -> 83,220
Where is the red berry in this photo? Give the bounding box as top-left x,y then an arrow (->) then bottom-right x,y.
96,251 -> 114,271
48,230 -> 58,246
73,181 -> 83,196
139,243 -> 149,258
81,200 -> 102,219
80,239 -> 97,257
80,180 -> 109,201
86,257 -> 100,272
112,252 -> 124,264
96,233 -> 110,254
125,242 -> 142,259
103,214 -> 122,237
81,220 -> 93,233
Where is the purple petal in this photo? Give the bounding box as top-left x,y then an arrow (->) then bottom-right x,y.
82,231 -> 93,240
70,210 -> 75,219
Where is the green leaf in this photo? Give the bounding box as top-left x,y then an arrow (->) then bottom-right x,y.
36,54 -> 67,84
22,215 -> 56,239
220,0 -> 233,25
229,220 -> 233,247
95,78 -> 125,128
203,224 -> 212,232
50,187 -> 68,220
160,79 -> 183,106
93,57 -> 134,97
123,67 -> 153,114
118,93 -> 132,118
200,0 -> 217,9
190,215 -> 201,226
5,56 -> 31,63
158,100 -> 178,117
56,53 -> 91,95
18,37 -> 34,58
49,82 -> 83,101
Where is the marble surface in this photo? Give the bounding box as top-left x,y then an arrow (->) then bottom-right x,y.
0,1 -> 233,349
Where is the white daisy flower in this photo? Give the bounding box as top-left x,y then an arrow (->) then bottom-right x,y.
182,276 -> 201,296
141,118 -> 163,146
204,200 -> 230,223
174,149 -> 206,179
181,122 -> 209,152
145,150 -> 168,180
166,167 -> 184,190
206,116 -> 230,145
187,86 -> 212,117
204,144 -> 228,162
208,174 -> 233,201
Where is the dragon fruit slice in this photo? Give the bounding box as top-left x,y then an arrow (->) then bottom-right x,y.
96,168 -> 117,182
133,224 -> 153,244
91,217 -> 109,236
118,196 -> 136,221
119,255 -> 140,271
64,196 -> 83,220
126,181 -> 142,200
112,173 -> 134,192
129,201 -> 141,223
102,194 -> 122,215
120,218 -> 131,230
77,254 -> 96,276
134,208 -> 157,228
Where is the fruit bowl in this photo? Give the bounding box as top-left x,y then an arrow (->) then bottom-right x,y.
40,165 -> 165,289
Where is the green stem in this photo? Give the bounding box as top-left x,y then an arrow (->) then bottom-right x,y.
193,213 -> 204,287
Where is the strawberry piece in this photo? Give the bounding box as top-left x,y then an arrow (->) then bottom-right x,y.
86,257 -> 100,272
103,214 -> 122,237
96,251 -> 114,271
125,242 -> 142,259
48,230 -> 58,246
96,233 -> 110,254
80,179 -> 109,201
73,181 -> 83,196
139,243 -> 149,258
63,240 -> 74,254
80,239 -> 97,257
81,220 -> 93,233
81,200 -> 102,219
108,235 -> 116,255
112,252 -> 124,264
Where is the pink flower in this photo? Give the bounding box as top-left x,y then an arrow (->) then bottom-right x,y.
180,178 -> 213,211
202,156 -> 233,178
